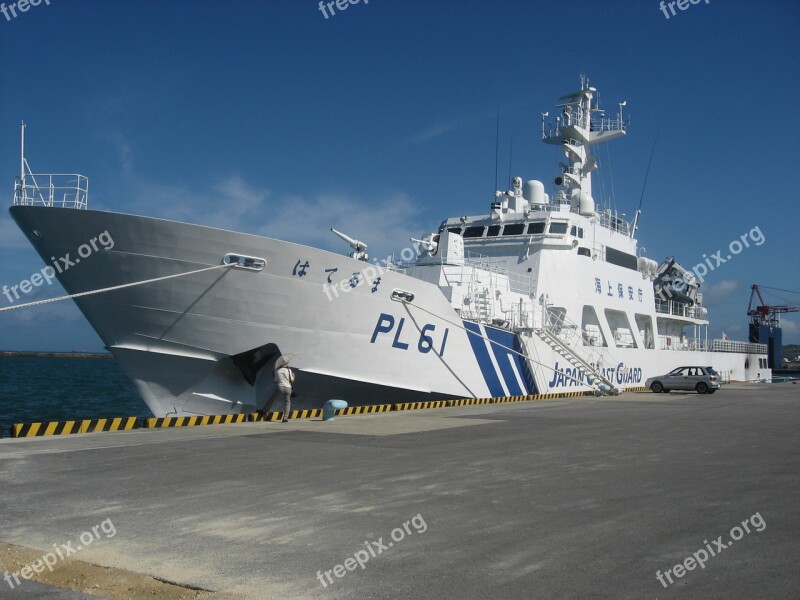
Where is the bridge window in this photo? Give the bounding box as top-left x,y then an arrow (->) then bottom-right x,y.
447,227 -> 463,235
503,223 -> 526,236
487,225 -> 501,237
463,226 -> 485,238
549,222 -> 568,235
527,222 -> 545,234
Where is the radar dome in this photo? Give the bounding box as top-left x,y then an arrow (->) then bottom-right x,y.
523,180 -> 546,206
570,189 -> 595,216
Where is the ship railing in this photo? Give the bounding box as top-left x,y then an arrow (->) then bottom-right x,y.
405,251 -> 532,295
658,336 -> 709,351
541,305 -> 618,365
13,173 -> 88,209
542,117 -> 626,141
464,255 -> 532,295
710,339 -> 768,354
592,115 -> 626,133
597,210 -> 630,235
507,301 -> 538,330
654,299 -> 704,319
534,304 -> 622,392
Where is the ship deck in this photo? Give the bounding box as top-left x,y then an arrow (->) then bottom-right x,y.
1,384 -> 798,599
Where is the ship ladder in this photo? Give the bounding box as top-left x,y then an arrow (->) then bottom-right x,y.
533,327 -> 620,394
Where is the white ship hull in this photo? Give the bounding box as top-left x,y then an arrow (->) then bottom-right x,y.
10,206 -> 768,418
10,206 -> 522,416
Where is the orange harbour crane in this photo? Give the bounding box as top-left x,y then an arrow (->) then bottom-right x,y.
748,284 -> 800,326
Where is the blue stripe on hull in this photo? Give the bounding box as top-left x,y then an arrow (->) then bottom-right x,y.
463,322 -> 538,397
463,321 -> 506,397
484,326 -> 527,395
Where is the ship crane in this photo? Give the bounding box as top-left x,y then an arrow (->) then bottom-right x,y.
747,284 -> 800,326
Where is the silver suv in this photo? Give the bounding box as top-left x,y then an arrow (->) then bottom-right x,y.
645,366 -> 721,394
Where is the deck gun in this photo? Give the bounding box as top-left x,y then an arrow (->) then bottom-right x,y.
331,228 -> 369,261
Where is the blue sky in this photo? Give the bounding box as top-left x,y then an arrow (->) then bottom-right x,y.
1,0 -> 798,351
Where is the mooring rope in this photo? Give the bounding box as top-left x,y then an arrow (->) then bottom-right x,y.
0,263 -> 235,313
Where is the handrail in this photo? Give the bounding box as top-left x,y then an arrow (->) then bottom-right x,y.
13,173 -> 88,209
654,299 -> 705,319
405,251 -> 532,296
711,339 -> 767,354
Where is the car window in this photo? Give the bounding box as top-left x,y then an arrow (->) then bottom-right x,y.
668,367 -> 683,375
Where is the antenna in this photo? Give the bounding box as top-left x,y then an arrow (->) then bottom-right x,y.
507,137 -> 513,186
631,131 -> 659,237
20,121 -> 26,183
494,106 -> 500,193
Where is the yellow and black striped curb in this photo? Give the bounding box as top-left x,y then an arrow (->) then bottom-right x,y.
81,417 -> 139,433
447,398 -> 494,407
11,417 -> 138,438
336,404 -> 392,416
144,413 -> 248,428
5,388 -> 621,438
248,408 -> 323,422
394,400 -> 450,411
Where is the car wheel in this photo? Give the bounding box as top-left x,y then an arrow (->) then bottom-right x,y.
696,382 -> 709,394
651,382 -> 664,393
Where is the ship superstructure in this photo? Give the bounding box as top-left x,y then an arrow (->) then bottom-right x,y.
8,79 -> 770,417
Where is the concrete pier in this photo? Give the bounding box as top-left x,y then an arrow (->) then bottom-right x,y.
1,383 -> 798,599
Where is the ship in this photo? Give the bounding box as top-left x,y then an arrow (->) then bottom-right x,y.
7,77 -> 771,417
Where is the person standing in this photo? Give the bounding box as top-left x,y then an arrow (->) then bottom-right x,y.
274,358 -> 296,422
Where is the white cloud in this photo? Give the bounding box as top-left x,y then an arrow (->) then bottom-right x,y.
400,99 -> 531,147
110,172 -> 426,260
257,191 -> 425,260
775,317 -> 800,346
91,162 -> 427,263
700,279 -> 739,306
402,117 -> 475,146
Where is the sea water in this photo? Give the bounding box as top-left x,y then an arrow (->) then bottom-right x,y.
0,357 -> 148,435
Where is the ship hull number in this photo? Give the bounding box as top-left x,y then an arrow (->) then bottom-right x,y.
370,313 -> 449,356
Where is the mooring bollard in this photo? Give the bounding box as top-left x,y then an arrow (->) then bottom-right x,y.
323,399 -> 348,421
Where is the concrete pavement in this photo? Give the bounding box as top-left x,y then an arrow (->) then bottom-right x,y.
1,383 -> 798,599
